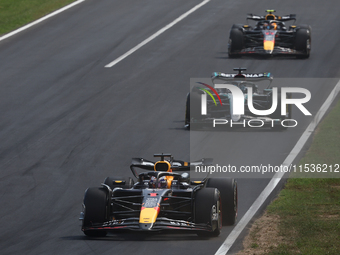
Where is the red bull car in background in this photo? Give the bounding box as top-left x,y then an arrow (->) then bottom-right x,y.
80,153 -> 237,237
228,10 -> 311,58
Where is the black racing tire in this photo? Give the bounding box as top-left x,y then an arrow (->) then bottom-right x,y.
185,93 -> 190,129
186,91 -> 202,130
270,92 -> 292,130
195,188 -> 222,237
231,24 -> 244,30
296,24 -> 311,32
206,178 -> 238,225
295,27 -> 311,59
228,28 -> 244,58
83,187 -> 108,237
104,176 -> 134,190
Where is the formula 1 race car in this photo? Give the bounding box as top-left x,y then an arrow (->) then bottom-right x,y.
185,68 -> 292,130
80,153 -> 237,237
228,10 -> 311,58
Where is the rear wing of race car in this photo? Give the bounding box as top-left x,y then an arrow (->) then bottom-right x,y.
246,13 -> 296,22
277,14 -> 296,21
246,14 -> 265,21
211,69 -> 273,89
130,155 -> 213,178
211,71 -> 273,82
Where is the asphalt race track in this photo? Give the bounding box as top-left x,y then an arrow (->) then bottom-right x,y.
1,0 -> 340,254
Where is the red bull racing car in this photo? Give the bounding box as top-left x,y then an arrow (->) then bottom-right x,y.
228,10 -> 311,58
80,154 -> 237,237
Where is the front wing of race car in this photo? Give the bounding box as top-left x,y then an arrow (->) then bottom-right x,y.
236,46 -> 306,56
81,217 -> 213,232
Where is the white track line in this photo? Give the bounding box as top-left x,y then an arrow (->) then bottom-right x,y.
0,0 -> 85,42
104,0 -> 211,68
215,79 -> 340,255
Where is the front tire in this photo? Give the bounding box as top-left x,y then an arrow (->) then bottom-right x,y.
195,188 -> 222,237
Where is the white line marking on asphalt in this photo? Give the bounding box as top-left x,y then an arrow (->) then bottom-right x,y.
104,0 -> 211,68
0,0 -> 86,42
215,79 -> 340,255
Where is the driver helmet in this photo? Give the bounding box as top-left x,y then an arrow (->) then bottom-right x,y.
271,22 -> 277,30
158,176 -> 168,188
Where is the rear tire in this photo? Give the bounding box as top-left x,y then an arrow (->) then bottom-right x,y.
195,188 -> 222,237
295,27 -> 311,59
231,24 -> 244,30
185,93 -> 190,129
228,28 -> 244,58
83,187 -> 108,237
186,91 -> 202,130
206,178 -> 237,225
104,176 -> 134,190
297,24 -> 311,31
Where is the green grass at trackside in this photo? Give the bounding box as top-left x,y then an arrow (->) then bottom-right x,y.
0,0 -> 76,35
266,98 -> 340,254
